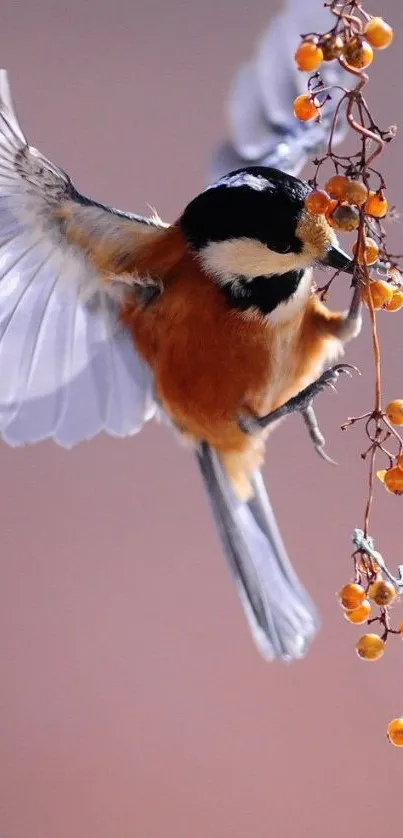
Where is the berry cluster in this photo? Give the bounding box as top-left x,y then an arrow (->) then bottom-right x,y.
294,15 -> 393,121
338,571 -> 403,747
294,2 -> 403,746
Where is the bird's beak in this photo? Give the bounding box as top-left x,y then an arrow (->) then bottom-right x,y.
321,244 -> 354,274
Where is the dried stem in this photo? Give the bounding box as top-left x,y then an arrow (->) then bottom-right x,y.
301,3 -> 403,639
310,1 -> 402,541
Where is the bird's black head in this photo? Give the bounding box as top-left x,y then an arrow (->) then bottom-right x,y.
179,167 -> 352,316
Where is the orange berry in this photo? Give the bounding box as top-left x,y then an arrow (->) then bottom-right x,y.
338,582 -> 366,610
385,270 -> 403,310
365,191 -> 388,218
356,633 -> 385,661
324,199 -> 339,227
387,718 -> 403,747
295,41 -> 324,72
293,94 -> 320,122
397,454 -> 403,471
364,18 -> 394,50
384,466 -> 403,495
319,33 -> 344,61
305,189 -> 332,215
388,267 -> 402,284
386,400 -> 403,426
384,289 -> 403,312
368,579 -> 397,606
344,37 -> 374,69
377,469 -> 387,484
362,279 -> 394,309
343,600 -> 371,624
325,174 -> 350,200
353,236 -> 379,266
330,204 -> 360,231
344,180 -> 369,206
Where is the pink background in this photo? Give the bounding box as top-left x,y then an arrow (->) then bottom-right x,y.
1,1 -> 403,836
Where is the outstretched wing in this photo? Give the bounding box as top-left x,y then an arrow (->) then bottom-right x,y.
211,0 -> 349,179
0,69 -> 166,447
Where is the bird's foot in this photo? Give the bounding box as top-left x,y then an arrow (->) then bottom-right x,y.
238,363 -> 360,463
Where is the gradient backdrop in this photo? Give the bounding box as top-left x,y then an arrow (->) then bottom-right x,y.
1,1 -> 403,836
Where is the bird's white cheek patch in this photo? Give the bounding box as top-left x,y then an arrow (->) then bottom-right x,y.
200,238 -> 312,283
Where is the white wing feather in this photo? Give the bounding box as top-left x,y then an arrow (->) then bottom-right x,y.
0,70 -> 159,447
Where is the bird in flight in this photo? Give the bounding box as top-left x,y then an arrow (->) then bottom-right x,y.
0,50 -> 360,663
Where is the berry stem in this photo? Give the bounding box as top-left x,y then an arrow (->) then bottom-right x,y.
299,4 -> 403,654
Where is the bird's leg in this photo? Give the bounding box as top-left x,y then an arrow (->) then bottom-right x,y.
238,363 -> 360,461
301,404 -> 336,465
335,281 -> 363,342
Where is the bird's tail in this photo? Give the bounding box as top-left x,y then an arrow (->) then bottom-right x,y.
195,442 -> 320,661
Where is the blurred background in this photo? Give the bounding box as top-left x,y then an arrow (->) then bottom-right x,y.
1,1 -> 403,836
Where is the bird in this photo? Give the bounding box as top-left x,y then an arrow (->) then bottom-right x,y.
0,69 -> 363,663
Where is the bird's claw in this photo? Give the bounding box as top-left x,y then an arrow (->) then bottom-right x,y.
302,405 -> 338,466
237,363 -> 360,461
297,363 -> 360,410
314,444 -> 338,466
315,363 -> 360,390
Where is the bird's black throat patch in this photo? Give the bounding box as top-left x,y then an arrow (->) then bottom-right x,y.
220,270 -> 304,315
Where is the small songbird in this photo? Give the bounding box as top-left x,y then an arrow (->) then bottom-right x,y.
0,71 -> 362,661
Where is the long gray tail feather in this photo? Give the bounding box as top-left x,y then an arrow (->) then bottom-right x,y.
195,442 -> 320,661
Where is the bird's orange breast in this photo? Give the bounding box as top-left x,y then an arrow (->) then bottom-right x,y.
120,233 -> 343,452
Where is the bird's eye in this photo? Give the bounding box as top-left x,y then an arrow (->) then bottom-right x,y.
275,243 -> 292,254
